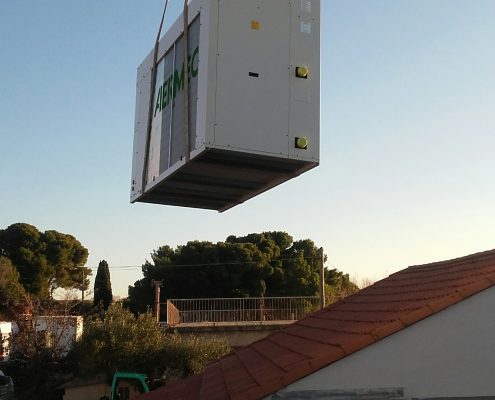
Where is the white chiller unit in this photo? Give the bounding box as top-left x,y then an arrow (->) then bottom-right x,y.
131,0 -> 320,211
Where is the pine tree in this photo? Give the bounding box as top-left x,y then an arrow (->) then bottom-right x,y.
93,260 -> 112,310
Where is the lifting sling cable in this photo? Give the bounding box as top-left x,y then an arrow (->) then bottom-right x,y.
183,0 -> 190,162
142,0 -> 169,195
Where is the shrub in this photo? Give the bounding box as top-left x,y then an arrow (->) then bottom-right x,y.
70,303 -> 230,382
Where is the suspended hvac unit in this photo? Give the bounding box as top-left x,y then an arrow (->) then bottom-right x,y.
131,0 -> 320,211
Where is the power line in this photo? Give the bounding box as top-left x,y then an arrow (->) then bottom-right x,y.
89,255 -> 325,270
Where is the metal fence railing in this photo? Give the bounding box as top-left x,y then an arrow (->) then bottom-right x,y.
164,296 -> 320,326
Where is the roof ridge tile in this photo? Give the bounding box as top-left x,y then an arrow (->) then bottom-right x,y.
308,347 -> 347,371
486,272 -> 495,284
280,361 -> 313,387
346,296 -> 445,304
334,306 -> 425,313
386,267 -> 495,281
427,292 -> 464,313
313,315 -> 397,324
359,282 -> 478,295
405,249 -> 495,270
234,347 -> 286,387
251,340 -> 307,371
220,355 -> 258,397
244,378 -> 285,400
339,334 -> 376,355
456,277 -> 493,299
266,331 -> 338,358
294,321 -> 379,336
399,306 -> 434,326
248,341 -> 283,365
230,392 -> 250,400
370,319 -> 406,340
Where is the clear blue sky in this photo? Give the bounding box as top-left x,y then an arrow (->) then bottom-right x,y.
1,1 -> 494,298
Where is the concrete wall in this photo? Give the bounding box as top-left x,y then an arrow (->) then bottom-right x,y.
173,321 -> 290,347
63,381 -> 142,400
278,286 -> 495,399
64,383 -> 109,400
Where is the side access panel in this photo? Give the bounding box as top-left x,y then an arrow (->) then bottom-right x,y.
213,0 -> 291,156
288,0 -> 320,163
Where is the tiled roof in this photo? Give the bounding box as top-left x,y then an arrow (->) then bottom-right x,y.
138,249 -> 495,400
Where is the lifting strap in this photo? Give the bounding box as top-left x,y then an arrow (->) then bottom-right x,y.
183,0 -> 190,162
141,0 -> 169,196
141,0 -> 191,196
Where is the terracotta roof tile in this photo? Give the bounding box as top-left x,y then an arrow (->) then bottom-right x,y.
284,324 -> 374,349
486,272 -> 495,284
338,333 -> 377,355
268,331 -> 341,358
234,347 -> 285,386
297,316 -> 383,333
309,346 -> 346,370
279,361 -> 313,386
427,292 -> 464,313
457,278 -> 493,299
136,248 -> 495,400
370,319 -> 406,339
316,310 -> 403,323
200,363 -> 229,400
251,339 -> 307,370
243,378 -> 285,400
139,374 -> 202,400
221,355 -> 258,395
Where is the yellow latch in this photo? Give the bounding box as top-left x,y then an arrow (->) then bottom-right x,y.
296,66 -> 309,79
295,137 -> 308,149
251,20 -> 260,30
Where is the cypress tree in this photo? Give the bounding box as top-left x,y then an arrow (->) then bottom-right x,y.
93,260 -> 112,309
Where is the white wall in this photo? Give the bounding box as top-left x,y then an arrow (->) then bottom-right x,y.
0,322 -> 13,361
278,286 -> 495,398
35,316 -> 83,356
64,383 -> 110,400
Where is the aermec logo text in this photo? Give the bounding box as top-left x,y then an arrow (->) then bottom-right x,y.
154,46 -> 199,117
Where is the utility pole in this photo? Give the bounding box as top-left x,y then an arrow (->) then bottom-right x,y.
152,280 -> 162,323
319,247 -> 325,310
81,269 -> 85,303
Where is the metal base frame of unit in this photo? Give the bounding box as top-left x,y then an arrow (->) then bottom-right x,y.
137,149 -> 317,212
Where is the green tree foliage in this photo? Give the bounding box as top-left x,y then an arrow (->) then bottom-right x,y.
93,260 -> 113,310
0,223 -> 90,298
325,268 -> 359,302
70,303 -> 230,380
0,223 -> 46,295
161,333 -> 231,380
0,256 -> 26,308
127,232 -> 352,313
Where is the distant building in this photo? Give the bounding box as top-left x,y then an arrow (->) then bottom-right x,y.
59,374 -> 143,400
58,375 -> 110,400
33,316 -> 83,357
1,315 -> 83,360
0,322 -> 17,362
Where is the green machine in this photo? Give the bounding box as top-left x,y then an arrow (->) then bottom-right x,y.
100,372 -> 149,400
